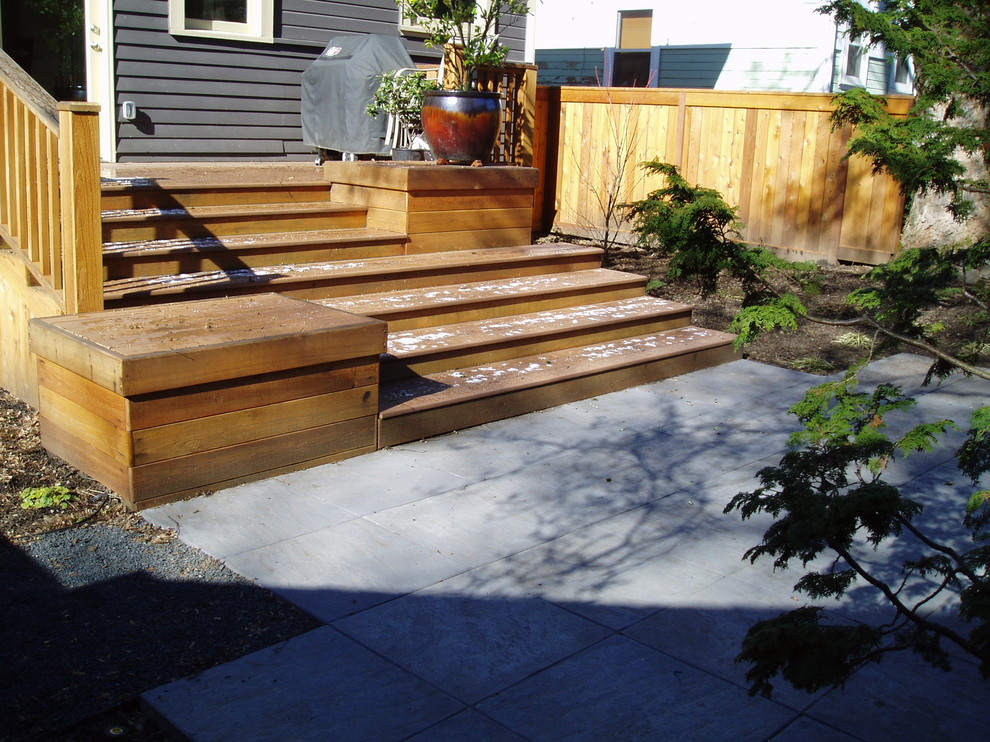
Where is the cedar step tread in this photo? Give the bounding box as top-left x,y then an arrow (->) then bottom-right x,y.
101,201 -> 360,222
384,296 -> 693,360
100,175 -> 328,192
103,243 -> 602,301
379,326 -> 737,418
315,269 -> 645,320
103,228 -> 408,256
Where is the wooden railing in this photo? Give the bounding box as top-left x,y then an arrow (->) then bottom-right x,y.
535,87 -> 914,264
0,49 -> 102,315
475,62 -> 538,167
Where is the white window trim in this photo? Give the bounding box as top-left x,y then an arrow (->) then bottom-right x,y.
168,0 -> 274,44
839,30 -> 869,87
398,0 -> 489,38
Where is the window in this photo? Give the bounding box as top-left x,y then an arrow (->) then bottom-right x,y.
168,0 -> 274,43
889,54 -> 914,94
839,32 -> 868,87
398,0 -> 487,37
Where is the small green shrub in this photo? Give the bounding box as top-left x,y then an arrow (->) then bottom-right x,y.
366,71 -> 440,128
20,485 -> 77,510
645,278 -> 667,295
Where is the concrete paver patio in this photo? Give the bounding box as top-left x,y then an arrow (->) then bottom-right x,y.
141,355 -> 988,741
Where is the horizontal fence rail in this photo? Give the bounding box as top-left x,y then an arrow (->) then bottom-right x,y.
537,86 -> 913,264
0,49 -> 102,315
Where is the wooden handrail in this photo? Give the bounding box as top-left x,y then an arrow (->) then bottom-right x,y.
0,49 -> 57,127
0,50 -> 103,315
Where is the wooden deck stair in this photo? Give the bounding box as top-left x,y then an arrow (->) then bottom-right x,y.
98,167 -> 735,452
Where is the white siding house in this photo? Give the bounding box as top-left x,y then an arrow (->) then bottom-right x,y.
531,0 -> 909,94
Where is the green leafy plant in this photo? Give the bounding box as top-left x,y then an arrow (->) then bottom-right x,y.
821,0 -> 990,220
625,161 -> 820,349
725,372 -> 989,696
367,70 -> 441,141
35,0 -> 85,93
401,1 -> 530,90
625,0 -> 990,697
20,485 -> 77,510
645,278 -> 667,295
626,161 -> 989,380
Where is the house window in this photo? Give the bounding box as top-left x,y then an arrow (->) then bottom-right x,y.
889,54 -> 914,94
612,10 -> 653,86
398,0 -> 487,37
839,32 -> 868,87
168,0 -> 274,43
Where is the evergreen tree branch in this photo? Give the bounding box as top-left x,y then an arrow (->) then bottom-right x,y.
856,315 -> 990,381
832,542 -> 981,657
894,514 -> 982,584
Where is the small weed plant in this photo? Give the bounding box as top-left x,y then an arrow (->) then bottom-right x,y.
832,331 -> 876,350
20,485 -> 77,510
790,356 -> 835,374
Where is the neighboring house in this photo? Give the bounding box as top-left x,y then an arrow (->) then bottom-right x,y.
531,0 -> 913,95
0,0 -> 529,162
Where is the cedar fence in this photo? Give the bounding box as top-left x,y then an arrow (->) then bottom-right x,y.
531,86 -> 914,265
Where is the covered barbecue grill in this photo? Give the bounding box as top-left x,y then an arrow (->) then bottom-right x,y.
301,34 -> 416,157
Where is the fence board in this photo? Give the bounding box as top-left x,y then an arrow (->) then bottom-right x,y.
537,86 -> 908,264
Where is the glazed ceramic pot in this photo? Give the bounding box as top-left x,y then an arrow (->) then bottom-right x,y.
421,90 -> 502,164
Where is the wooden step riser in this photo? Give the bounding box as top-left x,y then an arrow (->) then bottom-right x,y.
379,343 -> 737,447
350,281 -> 648,332
101,185 -> 332,211
103,211 -> 367,243
380,311 -> 694,382
103,240 -> 408,280
103,254 -> 604,309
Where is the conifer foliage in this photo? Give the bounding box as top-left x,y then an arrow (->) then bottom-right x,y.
626,0 -> 990,695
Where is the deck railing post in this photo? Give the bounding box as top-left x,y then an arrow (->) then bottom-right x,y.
516,65 -> 538,168
57,102 -> 103,314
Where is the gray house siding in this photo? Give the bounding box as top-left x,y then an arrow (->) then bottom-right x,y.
113,0 -> 526,162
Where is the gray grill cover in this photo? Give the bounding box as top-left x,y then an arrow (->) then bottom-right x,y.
301,35 -> 415,155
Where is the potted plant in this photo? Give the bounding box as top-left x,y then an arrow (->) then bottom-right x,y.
401,0 -> 530,164
367,69 -> 441,160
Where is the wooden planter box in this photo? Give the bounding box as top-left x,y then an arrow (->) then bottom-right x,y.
30,294 -> 386,510
325,162 -> 539,254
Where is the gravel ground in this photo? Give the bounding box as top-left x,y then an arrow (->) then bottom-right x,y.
1,506 -> 319,741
